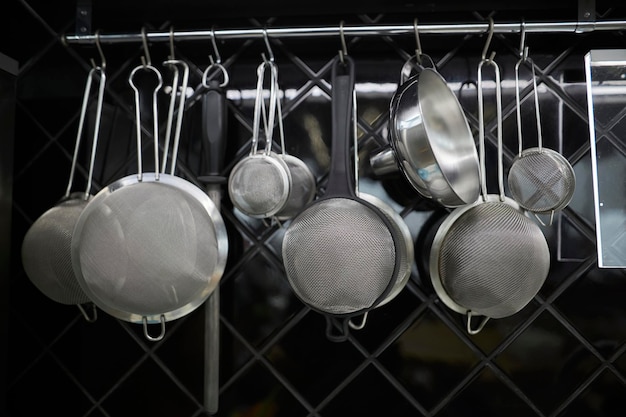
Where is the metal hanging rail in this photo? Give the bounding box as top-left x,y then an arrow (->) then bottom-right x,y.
63,19 -> 626,45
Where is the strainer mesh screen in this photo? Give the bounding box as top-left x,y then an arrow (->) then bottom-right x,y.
282,198 -> 397,315
75,182 -> 220,316
229,156 -> 288,216
437,202 -> 550,319
21,199 -> 90,304
508,150 -> 575,213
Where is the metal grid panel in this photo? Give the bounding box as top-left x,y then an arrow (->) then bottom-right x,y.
7,2 -> 626,417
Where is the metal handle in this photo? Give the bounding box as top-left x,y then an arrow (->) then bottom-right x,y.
250,60 -> 278,156
514,57 -> 543,155
128,63 -> 163,181
65,65 -> 106,199
161,59 -> 190,175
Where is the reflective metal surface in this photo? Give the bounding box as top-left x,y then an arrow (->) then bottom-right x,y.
7,3 -> 626,417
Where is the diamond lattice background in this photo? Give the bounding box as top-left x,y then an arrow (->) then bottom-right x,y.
4,1 -> 626,417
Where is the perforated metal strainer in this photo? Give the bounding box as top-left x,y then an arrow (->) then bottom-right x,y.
429,45 -> 550,334
507,45 -> 575,226
21,64 -> 106,320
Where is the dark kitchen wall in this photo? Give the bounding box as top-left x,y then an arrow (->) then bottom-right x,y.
4,1 -> 626,416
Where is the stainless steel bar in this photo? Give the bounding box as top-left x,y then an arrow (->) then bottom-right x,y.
63,20 -> 626,45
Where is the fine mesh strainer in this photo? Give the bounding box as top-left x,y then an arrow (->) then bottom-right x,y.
271,65 -> 316,221
71,58 -> 227,341
507,43 -> 575,226
282,55 -> 401,341
228,59 -> 292,218
429,41 -> 550,334
21,63 -> 106,320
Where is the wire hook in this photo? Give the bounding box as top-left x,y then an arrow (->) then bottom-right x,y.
413,18 -> 423,65
209,26 -> 222,64
481,17 -> 495,61
140,27 -> 152,67
262,28 -> 275,63
519,20 -> 529,61
168,26 -> 175,60
338,20 -> 348,64
91,29 -> 106,69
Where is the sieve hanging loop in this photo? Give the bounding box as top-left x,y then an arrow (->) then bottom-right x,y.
77,303 -> 98,323
466,311 -> 489,335
128,62 -> 163,181
143,315 -> 166,342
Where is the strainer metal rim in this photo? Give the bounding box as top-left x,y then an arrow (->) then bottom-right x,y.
508,146 -> 576,213
72,172 -> 228,323
227,152 -> 291,218
274,153 -> 316,220
428,194 -> 526,317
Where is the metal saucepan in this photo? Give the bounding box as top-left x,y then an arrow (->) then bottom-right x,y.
370,54 -> 480,207
72,59 -> 228,342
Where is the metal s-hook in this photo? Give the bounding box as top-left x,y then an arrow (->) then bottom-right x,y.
91,29 -> 106,69
519,20 -> 529,61
140,26 -> 152,67
209,26 -> 222,64
481,17 -> 496,61
414,18 -> 423,65
202,27 -> 229,88
168,26 -> 175,60
262,28 -> 275,63
338,20 -> 348,64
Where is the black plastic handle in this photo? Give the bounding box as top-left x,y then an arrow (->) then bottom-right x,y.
199,79 -> 228,183
325,55 -> 356,198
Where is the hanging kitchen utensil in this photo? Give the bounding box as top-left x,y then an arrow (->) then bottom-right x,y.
429,21 -> 550,334
227,58 -> 292,218
351,87 -> 413,326
369,21 -> 480,207
198,38 -> 231,413
282,55 -> 402,342
507,26 -> 575,226
21,43 -> 106,321
270,60 -> 316,221
71,39 -> 227,342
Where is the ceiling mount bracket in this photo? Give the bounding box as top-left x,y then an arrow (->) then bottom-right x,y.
576,0 -> 596,33
75,0 -> 93,35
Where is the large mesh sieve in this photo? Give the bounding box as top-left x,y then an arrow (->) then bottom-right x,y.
22,197 -> 90,304
72,176 -> 224,320
282,198 -> 397,314
21,64 -> 106,311
282,55 -> 400,319
435,199 -> 550,318
430,35 -> 550,332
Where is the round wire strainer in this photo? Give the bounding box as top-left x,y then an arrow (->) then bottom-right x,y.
72,56 -> 227,341
429,36 -> 550,334
507,36 -> 575,225
282,56 -> 401,327
228,60 -> 291,218
21,63 -> 106,317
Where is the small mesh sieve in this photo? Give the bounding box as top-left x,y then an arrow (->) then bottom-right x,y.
507,42 -> 575,224
21,64 -> 106,313
429,42 -> 550,334
282,56 -> 401,324
228,60 -> 291,218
